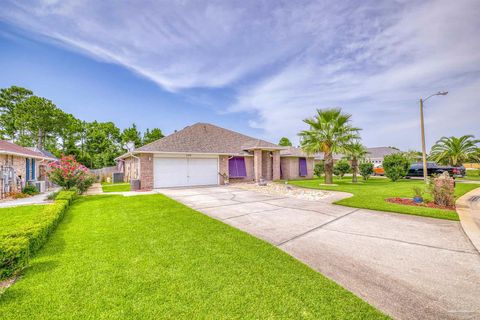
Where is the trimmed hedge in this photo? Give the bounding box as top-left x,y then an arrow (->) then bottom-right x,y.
0,191 -> 77,280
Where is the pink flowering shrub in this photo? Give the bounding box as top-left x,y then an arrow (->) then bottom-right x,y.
47,155 -> 95,193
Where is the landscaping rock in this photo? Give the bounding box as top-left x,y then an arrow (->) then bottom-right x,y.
233,182 -> 330,201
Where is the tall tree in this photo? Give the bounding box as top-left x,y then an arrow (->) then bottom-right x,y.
278,137 -> 293,147
121,123 -> 142,148
299,108 -> 360,184
14,96 -> 64,149
429,135 -> 479,166
56,113 -> 83,158
343,142 -> 368,183
0,86 -> 33,140
143,128 -> 164,145
85,121 -> 122,168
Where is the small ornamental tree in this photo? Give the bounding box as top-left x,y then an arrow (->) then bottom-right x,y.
333,160 -> 351,179
383,153 -> 410,181
359,162 -> 374,181
47,155 -> 94,193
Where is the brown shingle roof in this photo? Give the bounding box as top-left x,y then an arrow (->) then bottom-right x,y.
136,123 -> 281,154
0,140 -> 51,159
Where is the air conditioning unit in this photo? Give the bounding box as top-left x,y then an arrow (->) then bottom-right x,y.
112,172 -> 124,183
31,181 -> 46,193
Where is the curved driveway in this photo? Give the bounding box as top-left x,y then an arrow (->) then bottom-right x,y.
159,186 -> 480,320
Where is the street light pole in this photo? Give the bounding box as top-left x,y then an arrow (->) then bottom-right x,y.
419,91 -> 448,183
419,98 -> 428,182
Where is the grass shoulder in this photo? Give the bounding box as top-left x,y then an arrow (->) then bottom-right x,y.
459,170 -> 480,181
287,177 -> 478,220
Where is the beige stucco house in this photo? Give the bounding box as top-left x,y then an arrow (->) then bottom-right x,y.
116,123 -> 314,189
0,140 -> 57,198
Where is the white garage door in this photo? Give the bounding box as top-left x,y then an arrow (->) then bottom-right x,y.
154,157 -> 218,188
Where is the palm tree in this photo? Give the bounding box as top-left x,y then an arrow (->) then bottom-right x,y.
429,135 -> 479,166
299,108 -> 361,184
343,142 -> 368,183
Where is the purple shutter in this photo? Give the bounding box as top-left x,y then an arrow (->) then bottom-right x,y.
229,157 -> 238,177
229,157 -> 247,178
299,158 -> 307,177
237,157 -> 247,177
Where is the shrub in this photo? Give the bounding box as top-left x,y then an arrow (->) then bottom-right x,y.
314,162 -> 324,178
55,190 -> 78,204
47,155 -> 94,193
0,191 -> 77,280
383,154 -> 410,181
333,160 -> 351,179
359,162 -> 374,181
47,191 -> 60,200
428,174 -> 455,207
412,186 -> 424,198
0,237 -> 29,280
22,184 -> 39,195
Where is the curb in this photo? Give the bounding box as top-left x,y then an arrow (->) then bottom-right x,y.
456,187 -> 480,253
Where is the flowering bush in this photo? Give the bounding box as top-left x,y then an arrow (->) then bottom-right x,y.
428,173 -> 455,207
47,155 -> 94,193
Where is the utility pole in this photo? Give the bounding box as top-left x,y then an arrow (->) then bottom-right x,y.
419,91 -> 448,183
419,98 -> 428,182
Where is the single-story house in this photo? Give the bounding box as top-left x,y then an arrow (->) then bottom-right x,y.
314,152 -> 344,165
0,140 -> 57,198
365,147 -> 402,165
279,147 -> 315,180
313,147 -> 402,166
116,123 -> 314,189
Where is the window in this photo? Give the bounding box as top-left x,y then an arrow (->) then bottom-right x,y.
25,158 -> 36,181
31,158 -> 36,180
299,157 -> 307,177
229,157 -> 247,178
26,158 -> 30,181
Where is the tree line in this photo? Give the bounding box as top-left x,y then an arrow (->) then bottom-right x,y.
0,86 -> 164,169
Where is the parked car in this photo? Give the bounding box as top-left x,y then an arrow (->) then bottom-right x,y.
406,162 -> 466,178
373,165 -> 385,176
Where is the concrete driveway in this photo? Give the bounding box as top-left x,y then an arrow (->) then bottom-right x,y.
158,186 -> 480,320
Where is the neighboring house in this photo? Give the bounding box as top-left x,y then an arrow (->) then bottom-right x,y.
365,147 -> 402,165
0,140 -> 57,198
313,147 -> 402,166
314,152 -> 344,164
116,123 -> 314,189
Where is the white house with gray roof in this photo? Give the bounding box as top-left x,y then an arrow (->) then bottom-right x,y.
365,147 -> 402,165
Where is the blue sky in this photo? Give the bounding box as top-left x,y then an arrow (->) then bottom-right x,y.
0,0 -> 479,150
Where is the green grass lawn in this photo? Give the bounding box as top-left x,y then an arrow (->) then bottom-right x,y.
288,178 -> 479,220
101,182 -> 131,192
459,169 -> 480,181
0,205 -> 46,235
0,194 -> 387,319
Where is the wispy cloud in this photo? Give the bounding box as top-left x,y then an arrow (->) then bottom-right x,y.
1,0 -> 479,149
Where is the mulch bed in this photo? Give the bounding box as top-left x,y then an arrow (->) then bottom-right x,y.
386,197 -> 456,211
